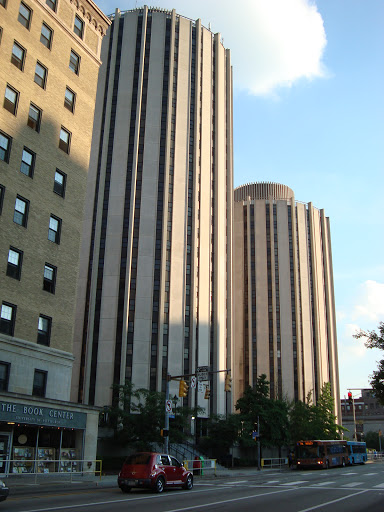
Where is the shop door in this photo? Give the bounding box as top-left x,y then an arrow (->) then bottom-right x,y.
0,433 -> 11,475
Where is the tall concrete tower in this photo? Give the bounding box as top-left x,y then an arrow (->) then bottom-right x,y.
233,183 -> 340,419
72,7 -> 234,419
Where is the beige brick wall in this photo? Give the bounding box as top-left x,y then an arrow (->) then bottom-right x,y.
0,0 -> 109,362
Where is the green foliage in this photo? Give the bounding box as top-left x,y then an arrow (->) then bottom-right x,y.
365,431 -> 381,451
235,374 -> 290,448
103,383 -> 198,450
199,414 -> 241,458
289,383 -> 344,441
354,322 -> 384,405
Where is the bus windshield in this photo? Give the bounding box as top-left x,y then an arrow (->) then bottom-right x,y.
297,444 -> 320,459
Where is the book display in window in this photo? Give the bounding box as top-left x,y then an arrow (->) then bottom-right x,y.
37,447 -> 55,473
59,448 -> 78,472
12,446 -> 34,473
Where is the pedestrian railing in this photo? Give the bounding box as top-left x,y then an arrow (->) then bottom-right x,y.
261,457 -> 288,469
183,459 -> 217,476
2,460 -> 102,483
367,453 -> 384,461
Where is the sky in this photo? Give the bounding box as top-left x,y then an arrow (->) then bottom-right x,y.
96,0 -> 384,400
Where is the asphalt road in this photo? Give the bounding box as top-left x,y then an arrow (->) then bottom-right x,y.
4,463 -> 384,512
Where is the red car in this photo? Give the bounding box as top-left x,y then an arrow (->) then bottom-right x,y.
118,452 -> 193,493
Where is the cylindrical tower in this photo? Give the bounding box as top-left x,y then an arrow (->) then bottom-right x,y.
71,7 -> 234,419
233,182 -> 340,419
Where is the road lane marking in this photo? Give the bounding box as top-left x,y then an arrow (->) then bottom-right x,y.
343,472 -> 358,475
224,480 -> 249,484
281,480 -> 308,486
343,482 -> 364,487
312,481 -> 335,486
164,487 -> 299,512
364,472 -> 378,476
374,483 -> 384,488
266,480 -> 279,483
297,489 -> 368,512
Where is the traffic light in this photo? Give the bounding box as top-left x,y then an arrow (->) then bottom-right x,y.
179,380 -> 189,397
348,391 -> 353,405
204,387 -> 210,399
225,373 -> 232,392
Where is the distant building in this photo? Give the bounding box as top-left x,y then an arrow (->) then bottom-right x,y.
0,0 -> 110,473
233,183 -> 340,418
341,389 -> 384,441
71,7 -> 234,422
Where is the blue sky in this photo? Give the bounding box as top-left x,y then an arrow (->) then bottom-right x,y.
96,0 -> 384,399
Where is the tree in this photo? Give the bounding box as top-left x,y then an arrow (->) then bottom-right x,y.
198,414 -> 241,460
354,322 -> 384,404
235,374 -> 290,450
289,384 -> 344,442
365,431 -> 381,451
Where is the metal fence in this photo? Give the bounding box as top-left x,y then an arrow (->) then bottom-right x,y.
183,458 -> 217,476
261,457 -> 288,469
2,460 -> 102,483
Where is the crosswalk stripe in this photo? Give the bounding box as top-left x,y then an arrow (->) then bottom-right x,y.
313,481 -> 335,486
266,480 -> 279,484
281,481 -> 308,486
364,473 -> 377,476
373,483 -> 384,488
343,472 -> 358,475
343,482 -> 364,487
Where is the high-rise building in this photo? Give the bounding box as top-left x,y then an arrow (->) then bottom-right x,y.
0,0 -> 110,469
71,7 -> 234,419
233,183 -> 340,418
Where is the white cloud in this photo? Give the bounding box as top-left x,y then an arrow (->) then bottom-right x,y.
352,280 -> 384,322
109,0 -> 328,96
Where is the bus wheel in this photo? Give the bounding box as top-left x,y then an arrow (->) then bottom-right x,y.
342,458 -> 346,467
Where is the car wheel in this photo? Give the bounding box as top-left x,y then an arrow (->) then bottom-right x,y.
184,474 -> 193,490
120,486 -> 132,493
155,477 -> 165,493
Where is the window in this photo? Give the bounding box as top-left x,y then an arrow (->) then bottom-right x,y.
69,50 -> 80,74
14,196 -> 29,227
37,315 -> 51,346
0,302 -> 16,336
4,85 -> 19,115
27,103 -> 41,132
45,0 -> 56,11
33,369 -> 47,397
0,362 -> 10,391
74,15 -> 84,38
0,131 -> 12,162
34,61 -> 47,88
18,2 -> 32,29
11,41 -> 26,70
0,185 -> 4,214
59,127 -> 71,153
7,247 -> 23,280
48,215 -> 61,243
53,169 -> 66,197
43,263 -> 56,293
40,23 -> 53,48
20,147 -> 35,177
64,87 -> 75,113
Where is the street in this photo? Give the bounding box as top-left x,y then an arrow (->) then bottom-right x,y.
4,463 -> 384,512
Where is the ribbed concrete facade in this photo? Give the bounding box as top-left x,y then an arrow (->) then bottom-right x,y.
233,183 -> 340,419
72,7 -> 233,418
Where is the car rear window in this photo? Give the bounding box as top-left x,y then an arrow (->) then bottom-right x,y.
124,454 -> 151,465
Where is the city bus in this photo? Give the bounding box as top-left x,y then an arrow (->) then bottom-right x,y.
347,441 -> 367,464
296,440 -> 348,469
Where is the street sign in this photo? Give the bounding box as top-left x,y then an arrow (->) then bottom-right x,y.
197,366 -> 209,381
165,400 -> 172,413
252,431 -> 259,439
190,376 -> 197,389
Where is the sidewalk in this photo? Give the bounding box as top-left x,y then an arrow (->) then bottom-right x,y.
5,466 -> 283,497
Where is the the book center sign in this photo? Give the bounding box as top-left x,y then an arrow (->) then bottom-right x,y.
0,401 -> 87,429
